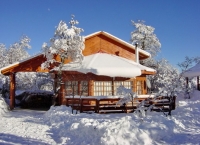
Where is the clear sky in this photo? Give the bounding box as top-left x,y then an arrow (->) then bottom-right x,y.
0,0 -> 200,67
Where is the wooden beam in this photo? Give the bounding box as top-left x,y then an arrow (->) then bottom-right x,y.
59,82 -> 65,105
78,81 -> 81,96
54,74 -> 58,94
88,80 -> 94,96
141,70 -> 156,75
9,73 -> 15,110
112,78 -> 114,95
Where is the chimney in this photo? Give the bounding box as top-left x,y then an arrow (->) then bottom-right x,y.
135,43 -> 139,63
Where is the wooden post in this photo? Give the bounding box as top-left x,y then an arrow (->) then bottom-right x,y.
112,78 -> 114,96
54,73 -> 58,94
197,76 -> 200,90
59,82 -> 65,105
9,73 -> 15,110
78,81 -> 81,96
88,80 -> 93,96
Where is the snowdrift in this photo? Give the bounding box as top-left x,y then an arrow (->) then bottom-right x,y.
42,90 -> 200,144
0,95 -> 9,115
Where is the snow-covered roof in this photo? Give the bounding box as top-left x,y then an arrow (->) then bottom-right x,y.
0,31 -> 152,75
53,53 -> 155,77
85,31 -> 151,58
182,63 -> 200,78
0,53 -> 43,74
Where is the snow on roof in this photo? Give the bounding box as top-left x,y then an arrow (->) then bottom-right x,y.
0,53 -> 43,74
85,31 -> 151,58
120,56 -> 156,72
182,63 -> 200,78
53,53 -> 155,77
0,31 -> 151,74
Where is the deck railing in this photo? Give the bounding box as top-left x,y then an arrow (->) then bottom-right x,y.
65,96 -> 176,114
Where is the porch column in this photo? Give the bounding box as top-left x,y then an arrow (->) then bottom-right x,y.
59,82 -> 66,105
9,73 -> 16,110
112,78 -> 114,96
54,73 -> 58,94
88,80 -> 93,96
197,76 -> 200,90
78,81 -> 81,96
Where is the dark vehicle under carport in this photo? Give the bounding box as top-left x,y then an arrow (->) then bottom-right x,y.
16,91 -> 54,109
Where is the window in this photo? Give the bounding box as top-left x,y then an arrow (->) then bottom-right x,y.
94,81 -> 133,96
81,81 -> 88,96
94,81 -> 112,96
65,81 -> 78,96
136,81 -> 142,95
114,81 -> 133,95
65,81 -> 89,96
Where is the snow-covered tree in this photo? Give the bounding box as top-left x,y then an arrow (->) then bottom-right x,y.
6,35 -> 31,64
35,73 -> 53,91
0,44 -> 8,68
178,56 -> 200,73
0,36 -> 34,94
148,59 -> 185,96
41,15 -> 85,72
16,72 -> 37,90
178,56 -> 200,98
131,20 -> 161,57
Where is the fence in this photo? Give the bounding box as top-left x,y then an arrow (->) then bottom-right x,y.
65,96 -> 176,114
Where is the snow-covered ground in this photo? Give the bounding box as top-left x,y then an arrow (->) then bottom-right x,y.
0,90 -> 200,145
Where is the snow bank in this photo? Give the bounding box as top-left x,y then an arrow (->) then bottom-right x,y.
44,106 -> 154,145
0,95 -> 9,115
43,106 -> 176,144
1,90 -> 200,144
43,90 -> 200,144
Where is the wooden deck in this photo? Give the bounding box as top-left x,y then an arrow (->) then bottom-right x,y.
65,96 -> 176,114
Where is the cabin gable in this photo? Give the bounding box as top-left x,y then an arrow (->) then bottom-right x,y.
83,32 -> 149,61
84,34 -> 137,61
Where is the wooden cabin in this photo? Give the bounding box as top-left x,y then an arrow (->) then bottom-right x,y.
0,31 -> 156,109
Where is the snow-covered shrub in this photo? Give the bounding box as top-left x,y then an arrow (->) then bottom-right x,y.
116,85 -> 136,106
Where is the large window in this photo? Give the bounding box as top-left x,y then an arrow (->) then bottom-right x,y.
94,81 -> 112,96
94,81 -> 133,96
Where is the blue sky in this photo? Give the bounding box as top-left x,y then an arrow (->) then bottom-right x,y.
0,0 -> 200,67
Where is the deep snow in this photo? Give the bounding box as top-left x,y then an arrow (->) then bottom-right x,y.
0,90 -> 200,145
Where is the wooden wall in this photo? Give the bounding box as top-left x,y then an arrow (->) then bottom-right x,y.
83,34 -> 136,61
58,71 -> 148,96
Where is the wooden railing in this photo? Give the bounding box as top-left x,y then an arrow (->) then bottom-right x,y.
65,96 -> 176,114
